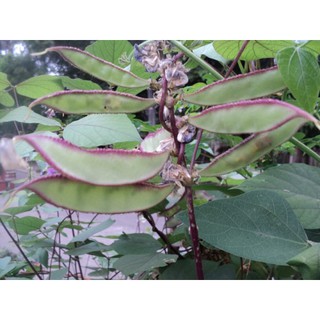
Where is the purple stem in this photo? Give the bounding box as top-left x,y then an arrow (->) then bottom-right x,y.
225,40 -> 250,78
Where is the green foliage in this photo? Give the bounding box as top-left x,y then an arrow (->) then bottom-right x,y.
1,39 -> 320,280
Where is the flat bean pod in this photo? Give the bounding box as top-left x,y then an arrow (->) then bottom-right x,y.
29,90 -> 156,114
183,67 -> 286,106
42,47 -> 150,88
17,175 -> 175,214
15,135 -> 170,186
188,99 -> 319,134
200,118 -> 308,177
140,128 -> 172,152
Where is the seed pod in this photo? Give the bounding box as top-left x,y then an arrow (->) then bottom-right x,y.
29,90 -> 156,114
183,67 -> 286,106
140,128 -> 172,152
35,47 -> 150,88
15,135 -> 170,186
188,99 -> 320,134
16,175 -> 175,214
200,118 -> 308,177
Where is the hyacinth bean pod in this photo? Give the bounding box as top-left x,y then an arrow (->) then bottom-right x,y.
15,135 -> 170,186
188,99 -> 320,134
38,47 -> 150,88
183,67 -> 286,106
17,175 -> 175,214
140,128 -> 172,152
200,118 -> 309,177
29,90 -> 157,114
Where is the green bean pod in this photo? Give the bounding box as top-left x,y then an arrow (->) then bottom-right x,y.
200,118 -> 308,177
188,99 -> 319,134
29,90 -> 156,114
17,175 -> 175,214
38,46 -> 150,88
15,135 -> 170,186
140,128 -> 172,152
183,67 -> 286,106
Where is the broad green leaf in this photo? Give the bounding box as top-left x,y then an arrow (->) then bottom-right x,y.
30,90 -> 156,114
69,219 -> 114,243
39,47 -> 149,89
214,40 -> 295,61
188,99 -> 318,134
18,176 -> 175,214
0,91 -> 15,107
0,106 -> 61,127
183,67 -> 286,106
34,248 -> 48,268
65,241 -> 110,256
113,253 -> 178,276
5,205 -> 36,215
0,72 -> 11,90
193,43 -> 228,64
86,40 -> 133,67
8,216 -> 45,235
61,76 -> 101,90
15,75 -> 65,99
0,257 -> 16,279
49,267 -> 68,280
237,163 -> 320,229
277,47 -> 320,113
288,244 -> 320,279
63,114 -> 141,148
110,233 -> 162,255
179,190 -> 309,265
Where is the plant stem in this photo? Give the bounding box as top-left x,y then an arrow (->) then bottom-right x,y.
158,77 -> 171,133
142,211 -> 183,258
185,187 -> 204,280
169,40 -> 223,80
0,218 -> 43,280
224,40 -> 250,78
289,137 -> 320,163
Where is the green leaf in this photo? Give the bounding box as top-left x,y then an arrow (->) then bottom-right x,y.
8,216 -> 45,235
0,106 -> 61,127
69,219 -> 114,243
113,253 -> 178,276
85,40 -> 133,67
193,43 -> 228,64
214,40 -> 295,61
277,47 -> 320,113
0,72 -> 12,90
33,248 -> 48,268
49,267 -> 68,280
0,91 -> 15,107
65,241 -> 110,256
110,233 -> 162,255
179,190 -> 309,265
288,244 -> 320,279
237,163 -> 320,229
63,114 -> 141,148
159,259 -> 235,280
61,76 -> 101,90
15,75 -> 65,99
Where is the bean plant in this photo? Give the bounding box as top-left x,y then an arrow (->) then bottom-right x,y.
1,40 -> 320,280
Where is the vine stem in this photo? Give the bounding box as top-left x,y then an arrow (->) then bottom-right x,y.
224,40 -> 250,78
0,218 -> 43,280
169,40 -> 223,80
289,137 -> 320,163
185,187 -> 204,280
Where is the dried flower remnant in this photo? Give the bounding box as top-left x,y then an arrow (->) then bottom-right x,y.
134,43 -> 161,73
161,60 -> 189,88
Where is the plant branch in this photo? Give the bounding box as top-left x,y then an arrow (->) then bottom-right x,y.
142,211 -> 183,258
0,217 -> 43,280
224,40 -> 250,78
289,137 -> 320,163
185,187 -> 204,280
169,40 -> 223,80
